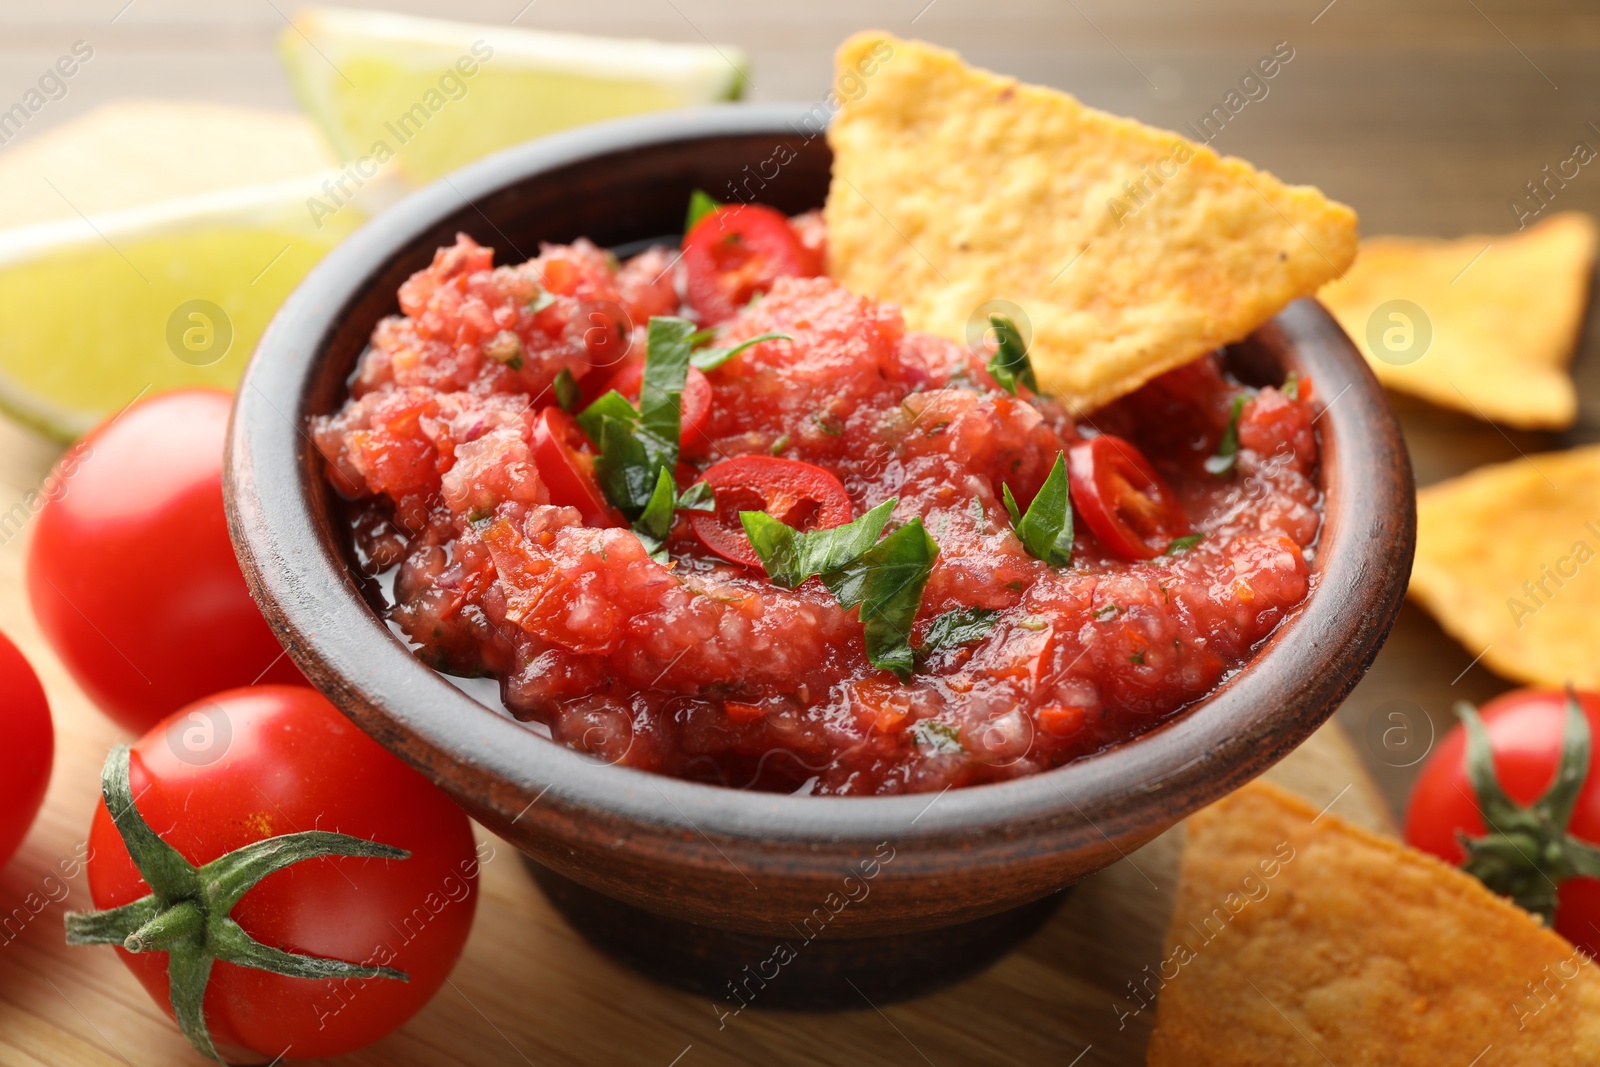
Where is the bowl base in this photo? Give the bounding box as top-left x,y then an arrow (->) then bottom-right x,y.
525,857 -> 1068,1011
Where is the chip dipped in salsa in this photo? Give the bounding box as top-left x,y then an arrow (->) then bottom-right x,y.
312,201 -> 1324,796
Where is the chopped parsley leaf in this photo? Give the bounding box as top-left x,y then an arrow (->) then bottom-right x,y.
1165,533 -> 1204,555
985,313 -> 1039,396
1205,396 -> 1247,476
685,189 -> 722,234
551,368 -> 580,413
1001,452 -> 1074,567
920,606 -> 1001,655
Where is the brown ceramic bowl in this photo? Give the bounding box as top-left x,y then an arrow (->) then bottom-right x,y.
226,105 -> 1414,1007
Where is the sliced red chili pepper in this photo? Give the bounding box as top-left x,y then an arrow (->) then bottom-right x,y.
682,205 -> 807,325
530,407 -> 624,527
602,360 -> 714,456
1067,435 -> 1190,561
689,455 -> 854,569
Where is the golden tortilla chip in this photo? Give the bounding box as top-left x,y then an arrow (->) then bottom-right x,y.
1319,212 -> 1597,430
1148,781 -> 1600,1066
824,33 -> 1358,414
1409,444 -> 1600,689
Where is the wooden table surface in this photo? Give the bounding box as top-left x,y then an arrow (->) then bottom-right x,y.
1,1 -> 1597,1063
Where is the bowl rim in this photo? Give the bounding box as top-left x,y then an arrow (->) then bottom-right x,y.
226,103 -> 1414,853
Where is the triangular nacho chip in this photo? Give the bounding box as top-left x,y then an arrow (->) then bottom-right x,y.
1320,212 -> 1597,430
824,33 -> 1358,414
1148,781 -> 1600,1066
1409,444 -> 1600,689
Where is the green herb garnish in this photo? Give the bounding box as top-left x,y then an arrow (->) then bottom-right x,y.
1001,452 -> 1073,567
1205,396 -> 1247,476
1281,372 -> 1300,401
676,480 -> 715,513
920,606 -> 1000,654
1129,648 -> 1147,665
913,719 -> 963,752
819,519 -> 940,678
633,468 -> 679,561
740,499 -> 896,589
577,317 -> 697,516
527,288 -> 557,315
636,317 -> 697,461
551,368 -> 580,413
1165,533 -> 1204,555
685,189 -> 722,234
739,499 -> 939,678
575,317 -> 705,557
985,313 -> 1039,396
632,473 -> 716,561
690,332 -> 792,372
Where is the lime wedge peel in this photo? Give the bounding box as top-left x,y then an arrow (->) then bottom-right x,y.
280,6 -> 750,184
0,172 -> 363,440
0,171 -> 355,270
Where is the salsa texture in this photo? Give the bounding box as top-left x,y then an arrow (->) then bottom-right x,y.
314,211 -> 1322,796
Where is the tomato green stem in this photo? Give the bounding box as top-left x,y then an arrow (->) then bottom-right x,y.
64,745 -> 412,1065
124,899 -> 203,952
1456,689 -> 1600,924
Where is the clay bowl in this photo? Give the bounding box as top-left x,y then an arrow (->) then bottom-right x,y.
226,104 -> 1414,1007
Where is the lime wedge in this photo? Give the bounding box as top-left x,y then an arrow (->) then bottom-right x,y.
0,102 -> 363,440
279,6 -> 749,184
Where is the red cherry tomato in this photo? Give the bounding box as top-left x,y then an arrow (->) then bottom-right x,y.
1407,689 -> 1600,957
0,630 -> 51,872
1067,435 -> 1191,560
682,205 -> 807,325
689,456 -> 854,568
27,389 -> 304,733
531,407 -> 623,526
789,209 -> 828,276
603,360 -> 715,456
84,686 -> 480,1061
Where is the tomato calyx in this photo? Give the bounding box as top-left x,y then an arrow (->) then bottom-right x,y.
65,747 -> 412,1064
1455,689 -> 1600,924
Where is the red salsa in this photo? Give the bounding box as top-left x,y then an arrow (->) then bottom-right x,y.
314,207 -> 1322,796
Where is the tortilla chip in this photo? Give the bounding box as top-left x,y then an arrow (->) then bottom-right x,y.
824,33 -> 1358,414
1148,781 -> 1600,1066
1319,212 -> 1597,430
1408,444 -> 1600,689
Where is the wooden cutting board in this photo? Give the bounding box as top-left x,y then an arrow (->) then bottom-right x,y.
0,413 -> 1392,1067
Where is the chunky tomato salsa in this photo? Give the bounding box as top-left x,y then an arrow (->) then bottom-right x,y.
314,203 -> 1322,796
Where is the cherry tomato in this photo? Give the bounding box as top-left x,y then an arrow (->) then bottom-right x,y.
1067,435 -> 1191,560
788,209 -> 828,276
603,360 -> 715,455
1407,689 -> 1600,957
27,389 -> 304,733
84,686 -> 480,1061
682,205 -> 807,325
531,407 -> 623,527
689,456 -> 854,568
0,630 -> 51,872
